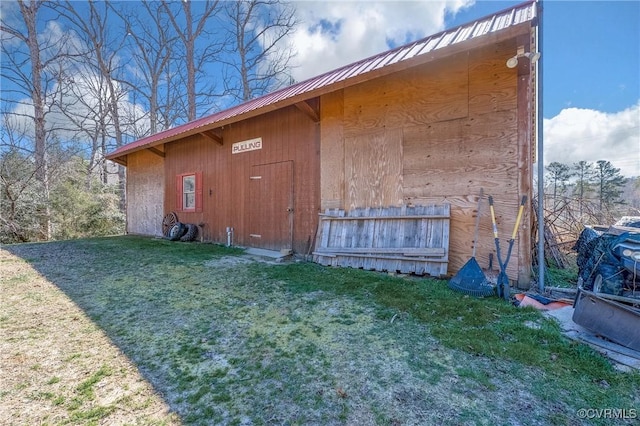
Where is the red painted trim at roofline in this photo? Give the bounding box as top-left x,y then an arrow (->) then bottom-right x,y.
106,0 -> 536,162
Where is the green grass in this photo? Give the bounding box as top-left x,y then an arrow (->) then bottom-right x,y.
5,236 -> 640,425
76,365 -> 112,400
545,258 -> 580,288
46,377 -> 61,385
259,262 -> 640,416
70,405 -> 117,422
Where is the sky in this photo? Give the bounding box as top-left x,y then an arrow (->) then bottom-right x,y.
284,0 -> 640,178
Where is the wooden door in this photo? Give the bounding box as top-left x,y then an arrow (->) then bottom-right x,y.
248,161 -> 293,251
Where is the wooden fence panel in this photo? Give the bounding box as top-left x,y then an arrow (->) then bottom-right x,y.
313,205 -> 450,276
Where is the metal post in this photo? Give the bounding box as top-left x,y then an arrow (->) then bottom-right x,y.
537,0 -> 545,293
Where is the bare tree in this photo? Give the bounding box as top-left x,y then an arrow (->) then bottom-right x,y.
0,0 -> 77,239
221,0 -> 297,102
51,64 -> 115,186
161,0 -> 222,121
0,149 -> 40,242
0,108 -> 41,242
55,0 -> 130,207
114,1 -> 179,135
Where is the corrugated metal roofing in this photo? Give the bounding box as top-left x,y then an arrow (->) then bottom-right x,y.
107,0 -> 537,160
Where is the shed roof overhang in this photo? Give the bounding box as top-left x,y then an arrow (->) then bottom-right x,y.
106,0 -> 538,166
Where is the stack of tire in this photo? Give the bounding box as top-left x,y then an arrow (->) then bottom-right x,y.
162,212 -> 198,242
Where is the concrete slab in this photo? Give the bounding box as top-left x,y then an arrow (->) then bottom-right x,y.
244,247 -> 289,260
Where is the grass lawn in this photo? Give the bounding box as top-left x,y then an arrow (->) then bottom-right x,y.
1,236 -> 638,425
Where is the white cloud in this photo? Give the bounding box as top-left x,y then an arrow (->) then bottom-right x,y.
0,1 -> 21,47
2,15 -> 150,149
543,103 -> 640,178
287,0 -> 474,82
4,71 -> 149,146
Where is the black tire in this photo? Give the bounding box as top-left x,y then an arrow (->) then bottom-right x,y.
168,222 -> 186,241
592,263 -> 624,295
180,224 -> 198,242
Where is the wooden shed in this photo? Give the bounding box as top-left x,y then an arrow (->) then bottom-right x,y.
107,0 -> 539,286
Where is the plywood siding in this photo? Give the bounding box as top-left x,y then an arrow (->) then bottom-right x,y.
402,110 -> 518,197
320,38 -> 533,284
320,90 -> 344,210
125,149 -> 165,237
468,41 -> 519,115
163,105 -> 320,254
345,128 -> 403,209
343,54 -> 469,136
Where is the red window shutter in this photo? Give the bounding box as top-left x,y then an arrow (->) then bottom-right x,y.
176,175 -> 183,211
195,172 -> 203,212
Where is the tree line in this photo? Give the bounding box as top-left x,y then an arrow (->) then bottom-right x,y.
0,0 -> 296,243
545,159 -> 638,224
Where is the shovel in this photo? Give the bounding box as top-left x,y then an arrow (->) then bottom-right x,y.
489,195 -> 527,301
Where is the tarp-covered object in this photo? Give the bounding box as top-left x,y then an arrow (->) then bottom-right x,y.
574,228 -> 640,296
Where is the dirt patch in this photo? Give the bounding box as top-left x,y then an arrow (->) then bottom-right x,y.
205,255 -> 256,268
0,248 -> 179,425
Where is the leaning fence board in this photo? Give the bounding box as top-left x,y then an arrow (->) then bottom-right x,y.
318,214 -> 449,220
313,204 -> 450,276
314,247 -> 445,257
313,253 -> 448,262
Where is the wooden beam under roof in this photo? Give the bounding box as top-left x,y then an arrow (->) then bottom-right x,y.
147,147 -> 165,158
201,129 -> 223,145
295,99 -> 320,122
109,156 -> 127,166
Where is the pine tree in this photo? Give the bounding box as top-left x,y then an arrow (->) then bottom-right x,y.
572,160 -> 595,216
546,162 -> 573,205
595,160 -> 626,210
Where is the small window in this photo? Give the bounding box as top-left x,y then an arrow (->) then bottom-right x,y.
183,175 -> 195,210
176,172 -> 202,212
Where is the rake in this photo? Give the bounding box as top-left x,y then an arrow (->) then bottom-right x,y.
448,189 -> 495,297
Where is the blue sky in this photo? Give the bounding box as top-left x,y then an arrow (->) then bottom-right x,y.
447,0 -> 640,118
443,1 -> 640,177
543,1 -> 639,116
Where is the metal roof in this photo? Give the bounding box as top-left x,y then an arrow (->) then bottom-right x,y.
107,0 -> 537,161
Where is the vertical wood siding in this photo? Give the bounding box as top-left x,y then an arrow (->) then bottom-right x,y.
162,105 -> 319,254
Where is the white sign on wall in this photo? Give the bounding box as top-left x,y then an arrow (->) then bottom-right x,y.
232,137 -> 262,154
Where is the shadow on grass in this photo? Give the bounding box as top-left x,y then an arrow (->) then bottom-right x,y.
5,235 -> 640,426
4,236 -> 245,424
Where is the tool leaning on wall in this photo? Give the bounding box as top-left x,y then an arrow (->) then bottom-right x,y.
489,195 -> 527,301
